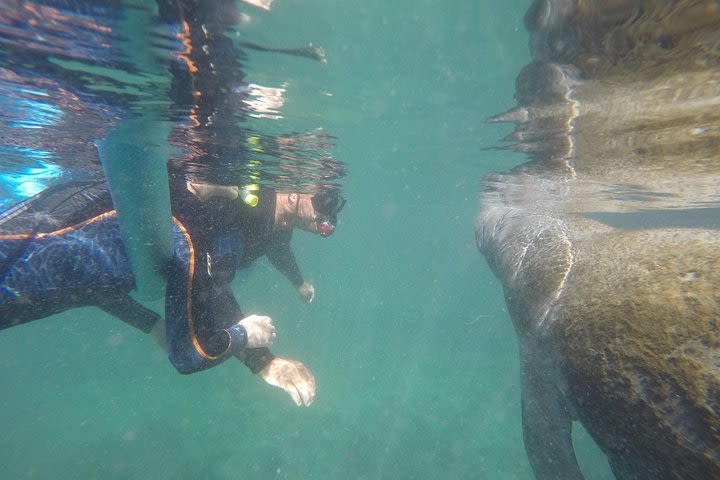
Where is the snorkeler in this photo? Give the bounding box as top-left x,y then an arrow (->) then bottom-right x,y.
0,178 -> 345,407
0,0 -> 343,407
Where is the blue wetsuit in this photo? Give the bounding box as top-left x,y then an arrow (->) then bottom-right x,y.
0,179 -> 305,374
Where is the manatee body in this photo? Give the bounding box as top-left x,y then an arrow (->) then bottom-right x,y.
478,207 -> 720,479
557,223 -> 719,479
477,1 -> 720,479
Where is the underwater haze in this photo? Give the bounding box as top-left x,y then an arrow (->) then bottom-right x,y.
0,1 -> 616,479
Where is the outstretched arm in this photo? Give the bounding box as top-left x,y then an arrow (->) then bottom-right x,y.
266,241 -> 303,286
165,223 -> 315,404
164,234 -> 275,374
266,241 -> 315,303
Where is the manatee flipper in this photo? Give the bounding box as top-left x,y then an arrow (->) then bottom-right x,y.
521,351 -> 584,480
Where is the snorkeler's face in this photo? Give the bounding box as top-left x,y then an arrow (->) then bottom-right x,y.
311,192 -> 344,237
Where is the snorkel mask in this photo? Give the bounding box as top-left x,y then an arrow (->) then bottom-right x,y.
311,191 -> 346,237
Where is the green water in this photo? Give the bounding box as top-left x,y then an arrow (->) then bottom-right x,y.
0,1 -> 615,478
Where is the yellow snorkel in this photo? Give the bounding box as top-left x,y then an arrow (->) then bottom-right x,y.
240,183 -> 260,207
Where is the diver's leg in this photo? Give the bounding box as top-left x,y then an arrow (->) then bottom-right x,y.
0,292 -> 76,331
96,295 -> 160,333
0,211 -> 136,331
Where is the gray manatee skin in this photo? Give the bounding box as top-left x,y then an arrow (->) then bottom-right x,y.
555,221 -> 720,479
477,1 -> 720,479
477,209 -> 720,479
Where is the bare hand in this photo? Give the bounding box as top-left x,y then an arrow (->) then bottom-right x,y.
238,315 -> 276,348
297,282 -> 315,304
259,357 -> 316,406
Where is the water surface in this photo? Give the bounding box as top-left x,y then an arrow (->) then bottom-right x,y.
0,1 -> 616,478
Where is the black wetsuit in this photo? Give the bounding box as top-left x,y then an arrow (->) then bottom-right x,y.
0,180 -> 305,374
0,1 -> 309,375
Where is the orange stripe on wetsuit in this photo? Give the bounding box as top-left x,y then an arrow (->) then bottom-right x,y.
172,216 -> 229,361
0,210 -> 118,240
0,210 -> 226,362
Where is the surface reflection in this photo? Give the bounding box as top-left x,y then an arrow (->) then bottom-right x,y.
0,0 -> 345,210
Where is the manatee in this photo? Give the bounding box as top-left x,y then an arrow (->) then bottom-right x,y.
476,1 -> 720,479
